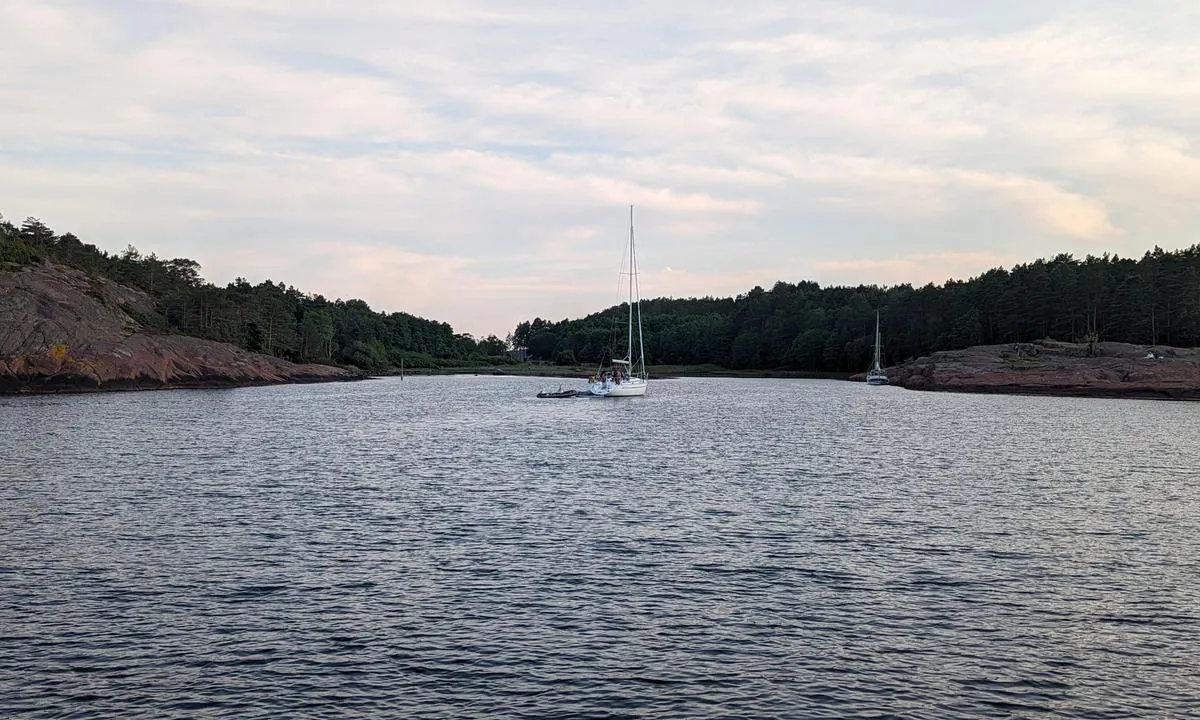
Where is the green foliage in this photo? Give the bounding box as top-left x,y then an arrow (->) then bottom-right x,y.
2,212 -> 508,369
476,334 -> 508,357
299,308 -> 334,361
0,214 -> 41,265
514,246 -> 1200,372
527,330 -> 560,361
13,210 -> 1200,375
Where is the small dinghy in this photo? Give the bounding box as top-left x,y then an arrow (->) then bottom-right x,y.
536,386 -> 579,398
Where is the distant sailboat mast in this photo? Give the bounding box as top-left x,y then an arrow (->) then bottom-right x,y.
873,311 -> 882,371
867,310 -> 889,385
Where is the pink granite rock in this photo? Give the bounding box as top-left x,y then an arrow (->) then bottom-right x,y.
882,340 -> 1200,400
0,263 -> 360,394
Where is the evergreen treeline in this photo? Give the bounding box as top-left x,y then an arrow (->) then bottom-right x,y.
513,246 -> 1200,372
0,214 -> 510,370
7,212 -> 1199,374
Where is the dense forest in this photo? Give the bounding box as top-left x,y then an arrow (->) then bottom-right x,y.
5,212 -> 1200,374
513,245 -> 1200,372
0,214 -> 510,371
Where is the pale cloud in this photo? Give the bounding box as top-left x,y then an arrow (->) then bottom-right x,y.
2,0 -> 1198,338
953,171 -> 1117,240
754,154 -> 1116,239
295,241 -> 478,326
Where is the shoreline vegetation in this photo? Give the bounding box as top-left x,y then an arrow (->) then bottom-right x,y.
375,363 -> 851,381
3,212 -> 1199,399
385,342 -> 1200,402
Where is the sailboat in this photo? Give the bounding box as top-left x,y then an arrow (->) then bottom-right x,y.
866,310 -> 888,386
588,206 -> 648,397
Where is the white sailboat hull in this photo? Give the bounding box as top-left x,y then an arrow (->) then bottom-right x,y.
588,377 -> 647,397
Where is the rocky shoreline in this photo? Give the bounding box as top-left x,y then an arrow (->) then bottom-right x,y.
1,263 -> 363,395
7,262 -> 1199,400
880,339 -> 1200,400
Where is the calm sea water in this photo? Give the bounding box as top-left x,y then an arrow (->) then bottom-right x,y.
2,376 -> 1199,718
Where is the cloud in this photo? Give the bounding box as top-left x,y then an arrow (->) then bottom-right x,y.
422,150 -> 764,215
753,154 -> 1116,239
293,241 -> 476,316
954,171 -> 1117,240
2,0 -> 1199,338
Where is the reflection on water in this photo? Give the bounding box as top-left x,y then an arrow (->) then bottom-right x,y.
2,377 -> 1199,718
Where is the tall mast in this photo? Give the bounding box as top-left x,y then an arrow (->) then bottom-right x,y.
873,311 -> 882,370
627,205 -> 634,364
632,205 -> 645,377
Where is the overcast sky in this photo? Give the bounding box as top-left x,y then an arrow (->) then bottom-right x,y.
3,1 -> 1198,338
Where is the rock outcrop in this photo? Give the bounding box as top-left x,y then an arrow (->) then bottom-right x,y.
0,262 -> 361,394
883,339 -> 1200,400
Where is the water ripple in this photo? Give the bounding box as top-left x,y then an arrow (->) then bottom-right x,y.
2,377 -> 1199,718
